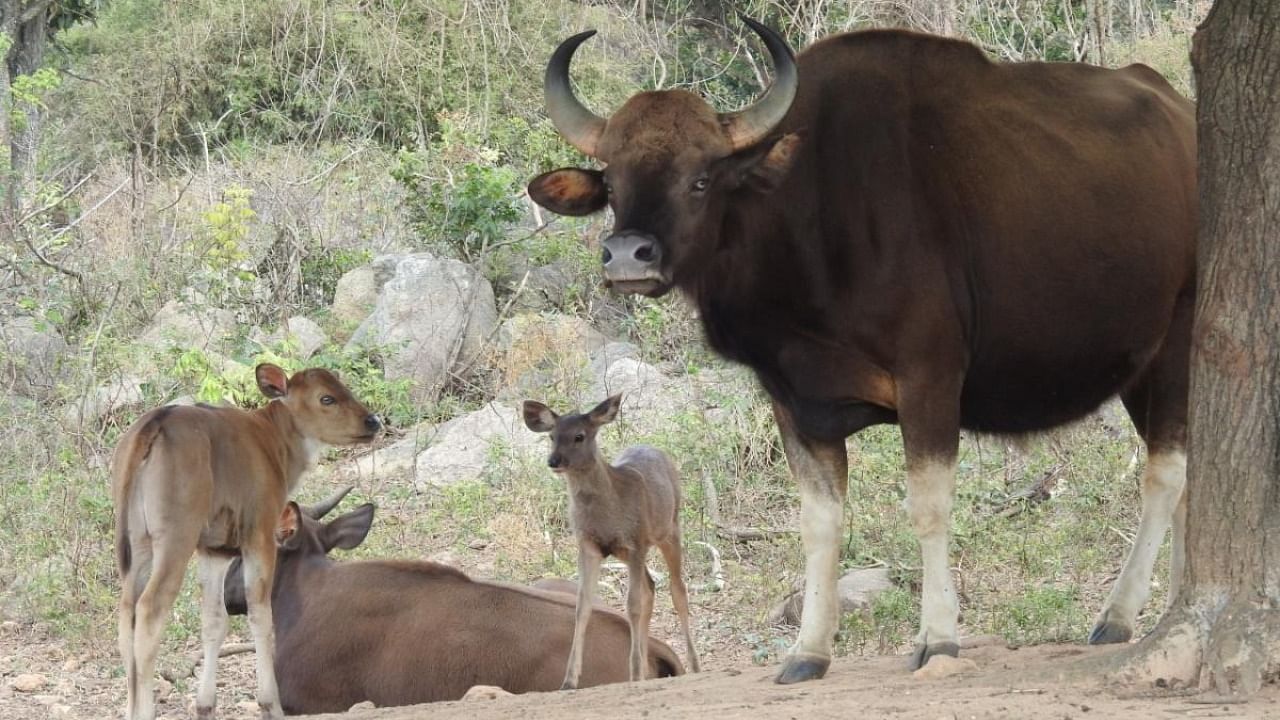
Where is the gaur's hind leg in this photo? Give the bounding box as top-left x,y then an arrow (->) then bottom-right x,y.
1090,294 -> 1191,645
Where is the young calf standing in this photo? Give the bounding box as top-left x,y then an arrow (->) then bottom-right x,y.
221,492 -> 684,714
523,394 -> 700,688
112,364 -> 379,720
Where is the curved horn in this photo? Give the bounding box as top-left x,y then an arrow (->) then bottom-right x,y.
719,17 -> 798,151
302,486 -> 354,520
545,30 -> 608,159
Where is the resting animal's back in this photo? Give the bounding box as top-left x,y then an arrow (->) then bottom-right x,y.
275,560 -> 681,714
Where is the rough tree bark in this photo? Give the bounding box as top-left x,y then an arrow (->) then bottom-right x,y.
1,0 -> 54,213
1111,0 -> 1280,696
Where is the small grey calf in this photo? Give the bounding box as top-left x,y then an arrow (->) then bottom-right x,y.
523,394 -> 700,688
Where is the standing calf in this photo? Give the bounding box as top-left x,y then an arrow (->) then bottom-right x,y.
112,364 -> 379,720
523,394 -> 700,688
222,491 -> 684,713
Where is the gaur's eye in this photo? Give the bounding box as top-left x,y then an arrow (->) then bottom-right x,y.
574,433 -> 585,443
320,395 -> 336,406
692,176 -> 709,193
603,181 -> 614,195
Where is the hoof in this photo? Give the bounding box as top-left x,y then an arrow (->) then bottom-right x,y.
908,641 -> 960,671
560,681 -> 578,691
196,707 -> 215,720
258,702 -> 283,720
775,654 -> 830,684
1088,619 -> 1133,645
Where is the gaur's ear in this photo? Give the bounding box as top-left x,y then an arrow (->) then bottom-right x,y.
716,133 -> 803,193
528,168 -> 608,216
522,400 -> 559,433
321,503 -> 375,552
588,394 -> 622,426
256,363 -> 289,399
275,502 -> 303,549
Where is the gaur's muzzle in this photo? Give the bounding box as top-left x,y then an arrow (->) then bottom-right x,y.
602,232 -> 668,296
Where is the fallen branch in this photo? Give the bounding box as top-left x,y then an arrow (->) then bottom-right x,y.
690,540 -> 724,593
700,472 -> 796,543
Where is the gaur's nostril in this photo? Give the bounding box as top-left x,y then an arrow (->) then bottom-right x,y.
365,415 -> 381,432
548,454 -> 562,468
634,243 -> 654,262
602,247 -> 613,264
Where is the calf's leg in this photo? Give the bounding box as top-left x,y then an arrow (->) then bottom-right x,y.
195,552 -> 233,718
241,535 -> 283,719
625,552 -> 655,681
129,537 -> 197,720
658,536 -> 700,673
563,542 -> 604,690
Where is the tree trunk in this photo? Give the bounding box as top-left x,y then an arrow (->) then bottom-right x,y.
1,0 -> 17,215
1112,0 -> 1280,696
934,0 -> 956,36
1,0 -> 51,213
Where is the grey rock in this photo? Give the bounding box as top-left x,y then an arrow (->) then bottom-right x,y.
496,314 -> 609,399
348,253 -> 497,402
138,295 -> 237,353
413,402 -> 542,488
62,375 -> 146,428
0,316 -> 70,399
768,568 -> 894,626
331,255 -> 401,327
266,316 -> 328,358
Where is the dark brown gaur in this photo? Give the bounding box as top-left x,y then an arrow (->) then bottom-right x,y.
529,17 -> 1196,683
523,395 -> 700,688
222,492 -> 683,714
112,364 -> 379,720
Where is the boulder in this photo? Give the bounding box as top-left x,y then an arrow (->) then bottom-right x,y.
767,568 -> 894,626
0,316 -> 70,399
496,314 -> 609,399
348,253 -> 497,403
462,685 -> 512,701
911,655 -> 978,680
138,294 -> 236,353
259,316 -> 328,358
512,260 -> 578,312
351,422 -> 435,480
62,375 -> 146,428
413,402 -> 542,488
10,674 -> 45,693
331,255 -> 401,327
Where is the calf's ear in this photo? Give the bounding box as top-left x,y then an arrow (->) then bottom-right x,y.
275,502 -> 303,549
523,400 -> 559,433
588,394 -> 622,426
256,363 -> 290,399
321,503 -> 375,552
528,168 -> 608,216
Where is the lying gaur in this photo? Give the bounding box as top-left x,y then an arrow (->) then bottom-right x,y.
223,489 -> 683,714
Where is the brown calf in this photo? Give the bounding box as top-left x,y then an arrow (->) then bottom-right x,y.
221,493 -> 684,714
523,394 -> 700,689
112,364 -> 379,720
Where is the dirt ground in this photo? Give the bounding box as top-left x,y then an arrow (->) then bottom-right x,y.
4,619 -> 1277,720
328,643 -> 1278,720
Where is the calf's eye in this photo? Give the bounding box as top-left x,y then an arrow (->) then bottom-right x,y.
320,395 -> 336,406
692,176 -> 709,193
